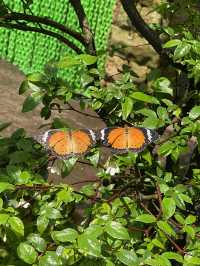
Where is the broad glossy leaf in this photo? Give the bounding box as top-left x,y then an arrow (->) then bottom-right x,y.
77,234 -> 101,257
27,233 -> 47,252
17,242 -> 37,265
40,206 -> 62,219
19,80 -> 29,95
174,43 -> 191,59
105,221 -> 130,240
116,249 -> 139,266
162,252 -> 183,263
142,116 -> 159,129
51,228 -> 78,243
8,216 -> 24,236
185,215 -> 196,225
157,221 -> 175,237
39,251 -> 62,266
131,92 -> 159,104
163,39 -> 181,48
184,255 -> 200,265
0,182 -> 14,193
135,214 -> 156,223
78,54 -> 97,65
153,77 -> 173,96
189,106 -> 200,120
158,142 -> 176,156
122,97 -> 134,119
162,197 -> 176,219
56,189 -> 74,204
22,92 -> 43,112
56,56 -> 81,68
37,215 -> 49,234
0,214 -> 10,225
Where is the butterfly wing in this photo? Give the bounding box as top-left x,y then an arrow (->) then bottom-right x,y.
100,127 -> 128,153
70,129 -> 96,156
35,129 -> 96,158
101,127 -> 158,153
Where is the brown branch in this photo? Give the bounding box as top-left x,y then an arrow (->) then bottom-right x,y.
120,0 -> 163,55
69,0 -> 96,55
0,22 -> 83,54
120,0 -> 187,72
1,12 -> 86,46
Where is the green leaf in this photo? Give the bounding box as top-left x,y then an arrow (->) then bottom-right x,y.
27,72 -> 45,82
185,214 -> 196,225
174,213 -> 185,225
141,150 -> 152,165
78,234 -> 101,257
116,249 -> 139,266
8,216 -> 24,236
0,182 -> 14,193
27,233 -> 47,252
131,92 -> 159,104
0,121 -> 11,132
51,228 -> 78,243
39,251 -> 62,266
56,56 -> 81,68
184,225 -> 195,238
174,43 -> 191,59
19,80 -> 29,95
135,214 -> 156,223
17,242 -> 37,265
105,221 -> 130,240
152,239 -> 165,249
189,106 -> 200,120
162,197 -> 176,219
163,39 -> 181,48
157,221 -> 175,237
122,97 -> 134,119
56,188 -> 74,204
162,252 -> 183,263
142,116 -> 159,129
158,141 -> 176,156
40,206 -> 62,219
78,54 -> 97,65
184,255 -> 200,265
153,77 -> 173,96
84,224 -> 104,238
0,214 -> 10,225
37,215 -> 49,234
136,108 -> 157,118
157,107 -> 169,121
22,92 -> 43,112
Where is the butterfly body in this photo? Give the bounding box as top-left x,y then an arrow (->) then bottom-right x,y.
100,126 -> 158,153
35,129 -> 96,159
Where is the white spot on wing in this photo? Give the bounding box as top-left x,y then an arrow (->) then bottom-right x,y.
42,130 -> 50,143
100,128 -> 106,141
88,129 -> 96,142
146,129 -> 152,142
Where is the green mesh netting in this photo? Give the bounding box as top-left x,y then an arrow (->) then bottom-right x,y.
0,0 -> 116,83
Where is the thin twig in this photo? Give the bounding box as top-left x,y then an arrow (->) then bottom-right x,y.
1,12 -> 85,45
69,0 -> 96,55
0,22 -> 83,53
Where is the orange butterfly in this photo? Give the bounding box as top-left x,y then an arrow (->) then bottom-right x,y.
35,129 -> 96,159
100,126 -> 158,153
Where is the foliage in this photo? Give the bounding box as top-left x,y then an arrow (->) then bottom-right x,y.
0,0 -> 200,266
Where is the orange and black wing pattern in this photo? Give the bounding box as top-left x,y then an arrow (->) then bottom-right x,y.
100,127 -> 158,153
35,129 -> 96,158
